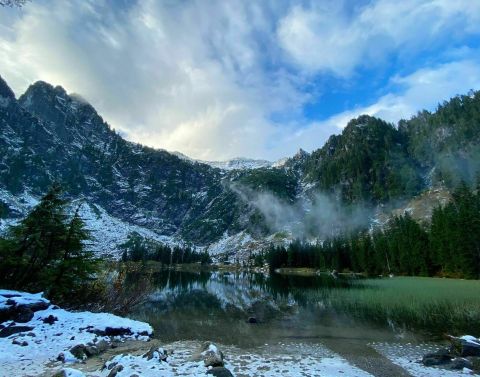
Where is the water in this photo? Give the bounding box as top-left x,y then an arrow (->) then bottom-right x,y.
130,270 -> 423,348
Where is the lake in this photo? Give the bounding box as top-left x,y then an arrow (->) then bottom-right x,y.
124,269 -> 479,376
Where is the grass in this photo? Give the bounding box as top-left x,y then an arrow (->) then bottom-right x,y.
304,277 -> 480,337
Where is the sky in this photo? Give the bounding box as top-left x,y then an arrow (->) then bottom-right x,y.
1,0 -> 480,161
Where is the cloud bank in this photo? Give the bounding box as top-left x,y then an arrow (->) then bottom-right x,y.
0,0 -> 479,160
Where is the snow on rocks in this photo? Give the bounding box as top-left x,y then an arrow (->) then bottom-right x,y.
0,289 -> 50,324
56,341 -> 375,377
0,290 -> 153,376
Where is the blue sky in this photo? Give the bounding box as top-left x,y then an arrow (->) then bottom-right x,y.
1,0 -> 480,160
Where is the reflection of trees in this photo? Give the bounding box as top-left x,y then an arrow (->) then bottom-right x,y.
149,270 -> 212,291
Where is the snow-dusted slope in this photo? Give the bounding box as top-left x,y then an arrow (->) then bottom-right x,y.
203,157 -> 273,171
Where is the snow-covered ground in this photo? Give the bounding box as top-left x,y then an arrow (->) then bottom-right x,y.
0,290 -> 152,376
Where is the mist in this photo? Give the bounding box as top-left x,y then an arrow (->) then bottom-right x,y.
230,183 -> 374,241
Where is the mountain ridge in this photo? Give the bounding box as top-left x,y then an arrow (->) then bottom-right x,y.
2,75 -> 480,259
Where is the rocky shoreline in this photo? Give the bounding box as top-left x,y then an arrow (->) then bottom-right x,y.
1,290 -> 479,376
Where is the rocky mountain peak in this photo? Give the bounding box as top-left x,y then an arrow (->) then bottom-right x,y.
0,75 -> 16,102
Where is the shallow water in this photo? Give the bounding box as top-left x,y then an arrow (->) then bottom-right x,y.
131,270 -> 425,348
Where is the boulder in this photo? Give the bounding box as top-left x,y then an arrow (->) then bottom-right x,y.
96,339 -> 110,353
43,315 -> 58,325
460,340 -> 480,357
84,344 -> 99,357
143,345 -> 168,362
422,348 -> 452,366
70,344 -> 87,359
13,307 -> 34,323
202,342 -> 224,368
0,325 -> 34,338
107,364 -> 124,377
447,357 -> 473,370
90,326 -> 133,337
206,367 -> 234,377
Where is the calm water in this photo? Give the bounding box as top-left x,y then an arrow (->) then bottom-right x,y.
130,270 -> 424,349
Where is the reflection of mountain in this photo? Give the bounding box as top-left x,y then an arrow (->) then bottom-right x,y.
139,270 -> 352,317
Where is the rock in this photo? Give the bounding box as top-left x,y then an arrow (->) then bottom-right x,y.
143,345 -> 168,361
84,344 -> 99,357
422,348 -> 452,366
107,364 -> 124,377
247,317 -> 257,324
96,339 -> 110,352
448,335 -> 480,357
14,307 -> 34,323
57,353 -> 66,363
247,300 -> 280,323
447,357 -> 473,370
0,298 -> 50,323
43,315 -> 58,325
202,342 -> 224,368
206,367 -> 234,377
12,339 -> 28,346
0,325 -> 34,338
70,344 -> 87,359
461,341 -> 480,357
94,326 -> 132,337
51,370 -> 68,377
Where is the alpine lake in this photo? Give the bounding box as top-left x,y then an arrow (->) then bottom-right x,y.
123,267 -> 480,376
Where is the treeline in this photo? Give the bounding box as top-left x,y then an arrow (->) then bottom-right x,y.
262,183 -> 480,279
120,232 -> 211,265
0,185 -> 98,303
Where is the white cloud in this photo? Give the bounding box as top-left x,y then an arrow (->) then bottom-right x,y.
289,59 -> 480,153
0,0 -> 480,161
277,0 -> 480,76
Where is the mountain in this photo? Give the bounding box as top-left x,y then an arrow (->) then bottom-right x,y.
202,157 -> 274,171
2,74 -> 480,259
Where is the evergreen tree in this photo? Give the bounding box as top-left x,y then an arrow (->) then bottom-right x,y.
0,185 -> 96,302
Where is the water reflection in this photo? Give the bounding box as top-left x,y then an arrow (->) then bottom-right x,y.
129,270 -> 412,348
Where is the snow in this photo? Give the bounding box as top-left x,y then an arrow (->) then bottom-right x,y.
203,157 -> 273,171
0,289 -> 50,307
63,341 -> 375,377
460,335 -> 480,345
76,201 -> 194,258
0,290 -> 153,376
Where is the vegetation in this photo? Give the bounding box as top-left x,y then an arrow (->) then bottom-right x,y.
304,277 -> 480,336
303,115 -> 422,203
0,185 -> 98,304
120,232 -> 212,265
263,183 -> 480,279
